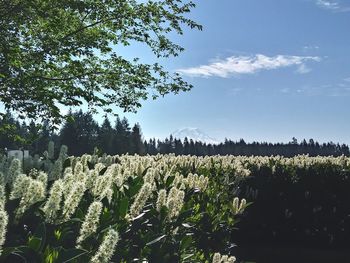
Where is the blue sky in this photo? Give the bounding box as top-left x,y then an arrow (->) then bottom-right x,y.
113,0 -> 350,144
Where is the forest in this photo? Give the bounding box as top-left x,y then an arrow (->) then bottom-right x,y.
0,110 -> 348,157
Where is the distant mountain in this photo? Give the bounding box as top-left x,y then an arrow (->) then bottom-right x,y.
171,128 -> 219,145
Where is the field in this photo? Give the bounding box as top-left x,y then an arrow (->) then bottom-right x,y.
1,145 -> 350,262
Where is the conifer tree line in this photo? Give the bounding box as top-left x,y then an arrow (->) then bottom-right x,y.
0,110 -> 349,157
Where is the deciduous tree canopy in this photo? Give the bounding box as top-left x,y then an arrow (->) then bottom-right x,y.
0,0 -> 201,124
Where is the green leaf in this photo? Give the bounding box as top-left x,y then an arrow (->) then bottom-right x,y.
183,253 -> 195,261
87,161 -> 94,170
54,230 -> 62,241
127,176 -> 144,197
28,236 -> 42,252
99,167 -> 108,175
142,166 -> 150,176
33,222 -> 46,252
166,175 -> 176,187
69,218 -> 84,223
56,248 -> 88,263
63,158 -> 71,170
118,197 -> 129,218
16,245 -> 40,261
146,235 -> 167,246
180,236 -> 193,250
101,207 -> 112,223
0,247 -> 16,259
75,207 -> 85,220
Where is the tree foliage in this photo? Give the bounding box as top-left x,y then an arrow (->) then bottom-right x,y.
0,0 -> 202,124
1,111 -> 349,157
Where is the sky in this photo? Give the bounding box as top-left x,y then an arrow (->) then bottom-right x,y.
88,0 -> 350,144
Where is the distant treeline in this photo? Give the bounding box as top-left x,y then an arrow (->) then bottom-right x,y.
0,110 -> 349,157
154,137 -> 350,157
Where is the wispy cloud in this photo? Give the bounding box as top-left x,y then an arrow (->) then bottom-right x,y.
315,0 -> 350,12
177,54 -> 321,78
303,45 -> 320,51
280,87 -> 290,93
281,78 -> 350,97
227,87 -> 243,96
296,64 -> 312,74
316,0 -> 340,10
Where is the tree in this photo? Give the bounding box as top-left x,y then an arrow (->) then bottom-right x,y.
114,116 -> 131,154
183,137 -> 190,155
98,117 -> 115,155
36,120 -> 53,153
130,123 -> 145,155
0,0 -> 201,124
60,110 -> 79,155
174,138 -> 183,155
0,111 -> 17,150
75,111 -> 99,155
27,121 -> 40,153
60,110 -> 99,155
146,138 -> 158,155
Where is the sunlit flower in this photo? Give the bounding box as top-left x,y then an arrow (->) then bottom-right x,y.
8,158 -> 22,182
76,201 -> 103,247
16,179 -> 46,218
212,253 -> 221,263
62,182 -> 86,221
42,179 -> 64,223
156,189 -> 167,212
9,174 -> 31,200
0,185 -> 5,210
129,183 -> 152,218
231,197 -> 247,215
90,228 -> 119,263
212,252 -> 236,263
0,210 -> 9,256
50,160 -> 63,180
166,187 -> 185,220
74,161 -> 84,175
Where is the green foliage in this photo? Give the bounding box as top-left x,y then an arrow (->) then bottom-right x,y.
3,153 -> 350,261
236,156 -> 350,248
0,153 -> 247,262
0,0 -> 202,124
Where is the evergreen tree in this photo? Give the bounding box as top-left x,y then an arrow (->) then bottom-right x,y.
183,137 -> 190,155
37,120 -> 53,154
98,117 -> 114,155
146,139 -> 158,155
27,121 -> 40,154
114,116 -> 130,154
60,110 -> 78,155
76,111 -> 99,155
130,123 -> 145,155
0,111 -> 16,150
174,138 -> 184,155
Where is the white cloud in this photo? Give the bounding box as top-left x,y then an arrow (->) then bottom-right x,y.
316,0 -> 340,10
177,54 -> 321,78
303,45 -> 320,51
227,87 -> 243,96
296,64 -> 312,74
315,0 -> 350,12
290,80 -> 350,97
280,88 -> 290,93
